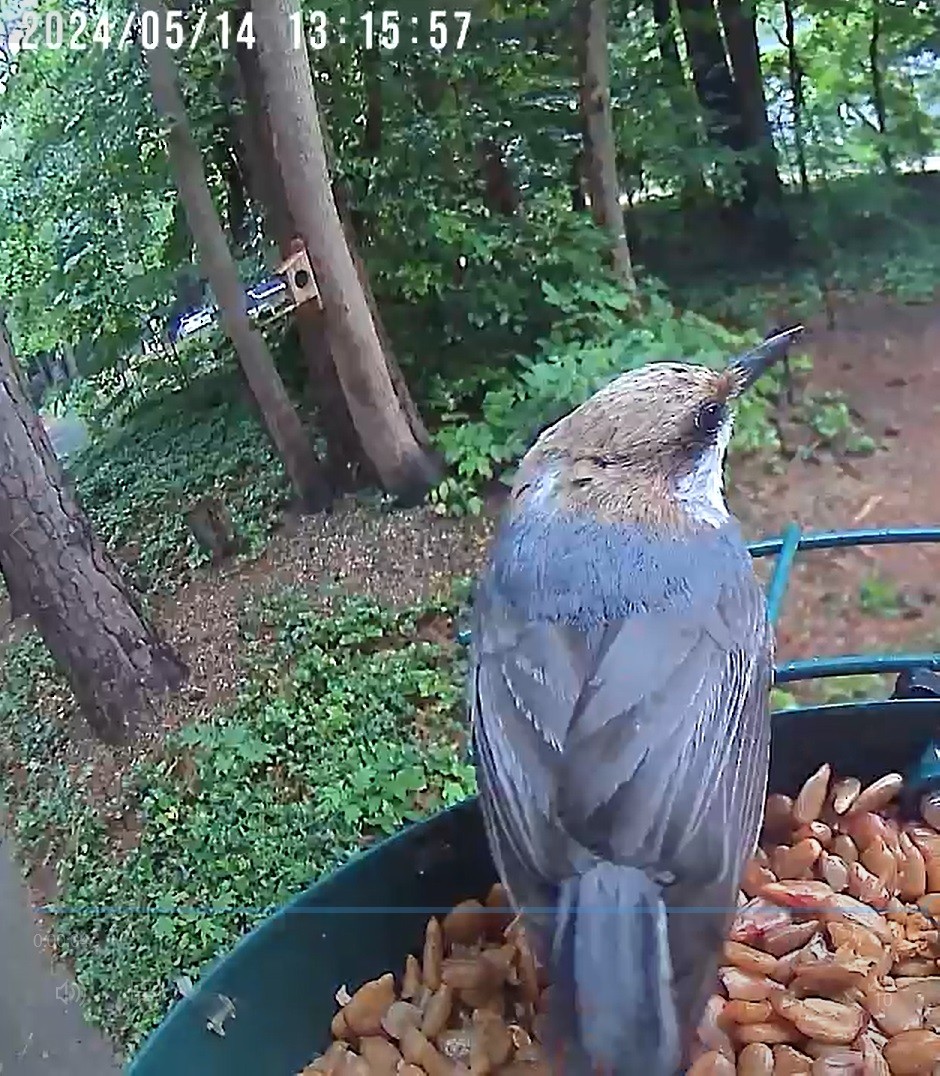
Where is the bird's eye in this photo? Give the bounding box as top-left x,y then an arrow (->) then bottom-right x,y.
694,401 -> 725,435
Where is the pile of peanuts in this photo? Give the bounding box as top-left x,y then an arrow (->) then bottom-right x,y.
302,765 -> 940,1075
691,765 -> 940,1075
300,881 -> 550,1076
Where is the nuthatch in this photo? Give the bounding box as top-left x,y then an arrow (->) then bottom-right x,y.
468,326 -> 804,1075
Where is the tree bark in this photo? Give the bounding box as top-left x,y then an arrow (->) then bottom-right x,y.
0,321 -> 186,742
675,0 -> 746,154
0,306 -> 29,398
783,0 -> 810,196
233,39 -> 367,488
477,138 -> 522,217
649,0 -> 708,204
317,100 -> 435,454
143,0 -> 331,512
575,0 -> 638,294
717,0 -> 785,211
869,0 -> 893,173
252,0 -> 441,504
61,340 -> 79,381
362,48 -> 383,158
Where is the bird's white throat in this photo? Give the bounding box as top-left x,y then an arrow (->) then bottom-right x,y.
674,418 -> 733,528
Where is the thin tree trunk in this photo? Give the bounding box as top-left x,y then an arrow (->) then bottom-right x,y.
233,39 -> 367,488
675,0 -> 746,152
143,0 -> 331,512
869,0 -> 893,173
0,323 -> 186,742
717,0 -> 785,211
649,0 -> 708,204
316,98 -> 435,453
783,0 -> 810,196
477,138 -> 522,217
362,48 -> 383,158
252,0 -> 441,504
61,340 -> 79,381
676,0 -> 758,217
575,0 -> 638,294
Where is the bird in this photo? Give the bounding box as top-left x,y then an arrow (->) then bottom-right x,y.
467,326 -> 804,1076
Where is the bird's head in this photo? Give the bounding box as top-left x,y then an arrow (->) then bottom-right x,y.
513,326 -> 804,529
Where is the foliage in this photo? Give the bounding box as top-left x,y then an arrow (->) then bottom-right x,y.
428,281 -> 785,513
858,573 -> 907,618
66,367 -> 291,589
0,590 -> 474,1056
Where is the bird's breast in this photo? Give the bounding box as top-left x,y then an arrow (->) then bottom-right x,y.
486,508 -> 752,630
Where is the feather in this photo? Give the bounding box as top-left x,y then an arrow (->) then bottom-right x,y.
469,508 -> 772,1073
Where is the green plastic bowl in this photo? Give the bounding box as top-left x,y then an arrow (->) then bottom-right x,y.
127,698 -> 940,1075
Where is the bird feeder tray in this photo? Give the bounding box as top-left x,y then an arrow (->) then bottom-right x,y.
128,524 -> 940,1076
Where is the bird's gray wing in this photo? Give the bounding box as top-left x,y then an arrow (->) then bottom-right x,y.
470,553 -> 772,1019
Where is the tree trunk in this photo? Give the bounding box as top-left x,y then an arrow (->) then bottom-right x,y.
783,0 -> 810,196
143,0 -> 331,512
362,48 -> 383,158
676,0 -> 759,216
233,38 -> 367,489
717,0 -> 785,212
675,0 -> 746,152
869,0 -> 893,173
223,141 -> 250,250
575,0 -> 638,294
0,322 -> 186,742
252,0 -> 441,504
477,138 -> 522,217
649,0 -> 708,204
0,306 -> 28,398
61,340 -> 79,381
317,101 -> 435,454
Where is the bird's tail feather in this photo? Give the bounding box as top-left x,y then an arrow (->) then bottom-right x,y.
545,863 -> 680,1076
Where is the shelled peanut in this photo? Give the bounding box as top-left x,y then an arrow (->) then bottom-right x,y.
303,765 -> 940,1075
693,765 -> 940,1075
300,883 -> 549,1076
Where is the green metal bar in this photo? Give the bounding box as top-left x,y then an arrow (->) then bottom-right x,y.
764,521 -> 801,626
748,526 -> 940,558
775,654 -> 940,683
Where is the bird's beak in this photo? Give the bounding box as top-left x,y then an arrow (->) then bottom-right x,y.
727,325 -> 805,395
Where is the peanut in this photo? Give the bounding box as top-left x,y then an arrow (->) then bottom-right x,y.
719,966 -> 781,1002
687,1052 -> 735,1075
882,1028 -> 940,1074
795,765 -> 832,826
831,778 -> 862,816
772,1044 -> 814,1073
817,853 -> 850,894
442,900 -> 489,948
733,1020 -> 803,1046
724,940 -> 780,978
848,774 -> 903,817
341,974 -> 397,1037
422,919 -> 443,992
737,1042 -> 774,1075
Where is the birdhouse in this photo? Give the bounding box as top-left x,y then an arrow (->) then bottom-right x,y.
277,243 -> 322,310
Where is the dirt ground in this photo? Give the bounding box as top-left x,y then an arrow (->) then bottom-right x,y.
728,295 -> 940,671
